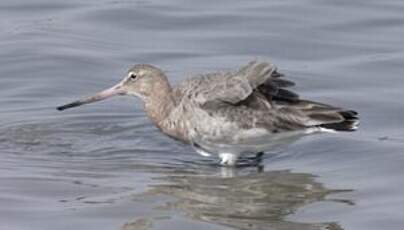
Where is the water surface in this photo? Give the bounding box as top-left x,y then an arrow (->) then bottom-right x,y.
1,0 -> 404,229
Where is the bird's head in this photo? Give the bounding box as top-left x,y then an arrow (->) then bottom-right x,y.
57,64 -> 167,111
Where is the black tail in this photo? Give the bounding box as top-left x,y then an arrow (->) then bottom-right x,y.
320,110 -> 359,131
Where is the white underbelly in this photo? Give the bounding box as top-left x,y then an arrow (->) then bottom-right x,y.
191,128 -> 323,156
187,108 -> 333,156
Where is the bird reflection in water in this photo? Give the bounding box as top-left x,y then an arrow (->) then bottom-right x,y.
123,165 -> 353,230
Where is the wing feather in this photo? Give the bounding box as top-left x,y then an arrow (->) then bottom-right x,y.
178,60 -> 281,106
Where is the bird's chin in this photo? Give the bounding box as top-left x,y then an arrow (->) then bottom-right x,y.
128,92 -> 146,101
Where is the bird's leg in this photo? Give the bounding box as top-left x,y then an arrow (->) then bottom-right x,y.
219,153 -> 239,166
254,152 -> 264,160
218,152 -> 264,167
237,152 -> 265,167
251,152 -> 264,166
243,152 -> 264,161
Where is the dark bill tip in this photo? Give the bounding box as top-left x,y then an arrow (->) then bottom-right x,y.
56,101 -> 84,111
56,83 -> 125,112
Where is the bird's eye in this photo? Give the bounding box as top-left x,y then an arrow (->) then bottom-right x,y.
129,73 -> 137,80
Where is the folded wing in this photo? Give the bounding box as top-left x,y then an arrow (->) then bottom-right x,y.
178,60 -> 358,132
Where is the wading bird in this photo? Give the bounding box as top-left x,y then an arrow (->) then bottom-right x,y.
58,60 -> 358,166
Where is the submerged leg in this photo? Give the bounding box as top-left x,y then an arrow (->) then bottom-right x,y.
218,152 -> 265,167
254,152 -> 264,160
219,153 -> 239,166
251,152 -> 264,166
237,152 -> 265,167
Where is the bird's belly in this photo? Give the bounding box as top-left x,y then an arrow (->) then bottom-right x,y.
192,129 -> 305,155
189,113 -> 310,155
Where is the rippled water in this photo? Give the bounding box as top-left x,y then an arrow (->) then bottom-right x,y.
1,0 -> 404,229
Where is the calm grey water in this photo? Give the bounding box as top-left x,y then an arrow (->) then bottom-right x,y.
1,0 -> 404,229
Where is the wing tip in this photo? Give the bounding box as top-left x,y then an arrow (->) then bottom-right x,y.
320,110 -> 360,131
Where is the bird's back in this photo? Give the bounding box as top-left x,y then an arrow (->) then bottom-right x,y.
168,60 -> 358,154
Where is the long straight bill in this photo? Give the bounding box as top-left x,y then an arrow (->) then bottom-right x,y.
57,84 -> 125,111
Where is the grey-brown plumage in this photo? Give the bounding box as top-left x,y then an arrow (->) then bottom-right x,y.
57,60 -> 359,166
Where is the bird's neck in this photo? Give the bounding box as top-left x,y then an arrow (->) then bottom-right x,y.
143,81 -> 176,128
